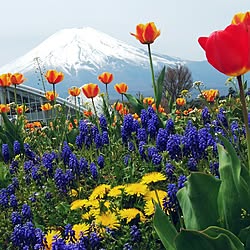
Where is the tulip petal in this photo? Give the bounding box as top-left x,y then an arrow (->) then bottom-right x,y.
143,23 -> 160,43
199,23 -> 250,76
198,37 -> 208,50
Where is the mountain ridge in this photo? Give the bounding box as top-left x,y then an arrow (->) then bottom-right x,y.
0,26 -> 229,99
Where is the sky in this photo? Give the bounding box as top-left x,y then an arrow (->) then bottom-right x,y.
0,0 -> 249,67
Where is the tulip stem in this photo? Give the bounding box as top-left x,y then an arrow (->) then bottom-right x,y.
14,85 -> 17,106
52,84 -> 56,107
91,97 -> 97,117
121,94 -> 124,104
3,87 -> 7,105
105,84 -> 109,98
147,44 -> 157,107
237,75 -> 250,171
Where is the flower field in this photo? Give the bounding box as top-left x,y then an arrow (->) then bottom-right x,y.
0,12 -> 250,250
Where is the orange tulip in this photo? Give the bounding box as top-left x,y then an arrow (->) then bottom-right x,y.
10,73 -> 26,85
16,105 -> 28,114
112,102 -> 124,112
198,19 -> 250,76
33,121 -> 42,128
45,70 -> 64,84
133,113 -> 140,120
25,123 -> 34,129
45,91 -> 58,101
176,98 -> 186,106
119,107 -> 129,115
175,110 -> 181,115
202,89 -> 219,102
114,83 -> 128,94
82,83 -> 100,98
68,86 -> 81,97
98,72 -> 114,85
0,104 -> 10,113
83,110 -> 92,117
131,22 -> 160,44
152,103 -> 165,113
143,97 -> 154,105
0,73 -> 12,87
41,103 -> 53,111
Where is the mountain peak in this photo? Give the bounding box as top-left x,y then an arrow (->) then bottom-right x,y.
0,26 -> 179,75
0,27 -> 193,98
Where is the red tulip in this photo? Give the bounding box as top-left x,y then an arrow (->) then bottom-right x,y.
131,22 -> 160,44
45,70 -> 64,84
82,83 -> 100,98
198,22 -> 250,76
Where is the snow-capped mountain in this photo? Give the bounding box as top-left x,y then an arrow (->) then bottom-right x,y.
0,27 -> 228,99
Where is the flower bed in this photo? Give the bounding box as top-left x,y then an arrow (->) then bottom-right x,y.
0,12 -> 250,250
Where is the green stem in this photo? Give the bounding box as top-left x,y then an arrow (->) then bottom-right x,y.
147,44 -> 157,106
91,97 -> 97,117
237,75 -> 250,171
121,93 -> 124,104
14,85 -> 17,105
3,87 -> 6,104
105,84 -> 109,99
52,84 -> 56,107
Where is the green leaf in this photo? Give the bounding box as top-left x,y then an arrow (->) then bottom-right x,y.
239,225 -> 250,250
155,66 -> 165,108
124,93 -> 144,114
217,136 -> 243,234
177,172 -> 221,230
66,128 -> 79,144
243,80 -> 248,91
153,203 -> 177,250
175,226 -> 244,250
0,162 -> 11,188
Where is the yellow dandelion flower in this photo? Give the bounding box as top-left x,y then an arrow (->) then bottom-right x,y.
72,223 -> 90,240
70,199 -> 88,210
124,183 -> 149,196
86,199 -> 111,211
144,200 -> 155,217
89,184 -> 111,200
140,172 -> 166,185
68,189 -> 78,197
95,212 -> 120,230
144,190 -> 167,202
82,211 -> 95,220
108,185 -> 125,197
44,230 -> 60,250
119,208 -> 146,223
86,199 -> 99,208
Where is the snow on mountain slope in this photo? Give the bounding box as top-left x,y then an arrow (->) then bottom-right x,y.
0,27 -> 229,99
0,27 -> 181,75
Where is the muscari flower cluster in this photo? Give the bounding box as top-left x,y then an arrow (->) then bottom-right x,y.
0,103 -> 245,249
